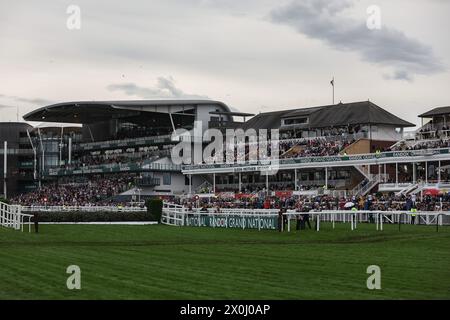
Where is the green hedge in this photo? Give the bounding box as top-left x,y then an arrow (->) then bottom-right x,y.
30,211 -> 153,223
147,198 -> 163,222
0,197 -> 9,204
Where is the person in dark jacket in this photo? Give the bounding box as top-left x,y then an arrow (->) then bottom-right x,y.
303,212 -> 312,229
278,209 -> 284,232
296,214 -> 303,231
33,212 -> 39,233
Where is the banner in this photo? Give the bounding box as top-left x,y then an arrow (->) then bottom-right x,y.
274,191 -> 293,199
184,214 -> 278,230
184,148 -> 450,171
235,193 -> 257,199
216,192 -> 235,199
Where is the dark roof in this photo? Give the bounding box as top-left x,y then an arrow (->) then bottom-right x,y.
243,101 -> 414,130
209,111 -> 255,117
243,110 -> 289,130
23,100 -> 231,124
419,106 -> 450,118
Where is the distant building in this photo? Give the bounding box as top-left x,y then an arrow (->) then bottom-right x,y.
0,122 -> 34,197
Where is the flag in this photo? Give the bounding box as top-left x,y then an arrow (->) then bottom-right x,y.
330,78 -> 334,86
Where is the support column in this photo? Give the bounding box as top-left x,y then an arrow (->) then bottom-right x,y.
438,161 -> 441,184
68,137 -> 72,165
325,167 -> 328,190
367,164 -> 371,180
378,165 -> 381,181
425,161 -> 428,185
395,163 -> 398,185
189,174 -> 192,195
239,172 -> 242,193
413,163 -> 416,183
3,141 -> 7,199
294,169 -> 298,191
266,174 -> 269,194
213,173 -> 216,193
383,163 -> 386,182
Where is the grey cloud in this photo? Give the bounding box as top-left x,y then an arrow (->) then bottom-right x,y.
107,77 -> 209,99
0,104 -> 15,109
0,94 -> 53,106
269,0 -> 445,81
14,97 -> 53,105
384,70 -> 413,82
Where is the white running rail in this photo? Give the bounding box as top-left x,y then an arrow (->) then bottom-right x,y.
283,210 -> 450,232
0,202 -> 34,232
21,205 -> 147,212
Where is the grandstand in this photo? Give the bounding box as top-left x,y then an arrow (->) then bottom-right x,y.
2,99 -> 450,216
4,100 -> 245,205
183,101 -> 450,198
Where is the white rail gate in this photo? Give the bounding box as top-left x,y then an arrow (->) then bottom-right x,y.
161,202 -> 279,230
0,202 -> 34,232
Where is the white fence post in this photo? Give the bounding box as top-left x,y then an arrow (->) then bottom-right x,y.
0,203 -> 33,233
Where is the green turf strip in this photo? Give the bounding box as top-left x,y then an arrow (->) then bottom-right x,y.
0,223 -> 449,299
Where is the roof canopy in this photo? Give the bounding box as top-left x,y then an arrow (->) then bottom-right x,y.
23,100 -> 231,124
243,101 -> 414,130
209,111 -> 254,117
419,106 -> 450,118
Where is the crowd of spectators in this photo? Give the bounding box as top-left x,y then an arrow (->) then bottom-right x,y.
213,183 -> 333,194
11,174 -> 136,206
203,136 -> 355,164
56,147 -> 171,171
179,192 -> 450,212
280,137 -> 354,158
391,138 -> 450,151
280,125 -> 365,140
74,151 -> 162,167
416,123 -> 450,140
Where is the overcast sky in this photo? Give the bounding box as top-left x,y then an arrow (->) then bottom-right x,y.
1,0 -> 449,128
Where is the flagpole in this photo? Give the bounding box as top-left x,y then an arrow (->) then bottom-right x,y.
332,76 -> 335,104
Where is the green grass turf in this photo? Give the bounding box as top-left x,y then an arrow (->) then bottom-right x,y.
0,223 -> 449,300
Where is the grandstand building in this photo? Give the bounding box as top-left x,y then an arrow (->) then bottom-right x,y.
182,101 -> 450,199
15,100 -> 246,203
2,99 -> 450,204
0,122 -> 34,197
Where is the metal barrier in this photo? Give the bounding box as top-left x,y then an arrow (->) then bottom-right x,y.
283,210 -> 450,232
0,202 -> 34,232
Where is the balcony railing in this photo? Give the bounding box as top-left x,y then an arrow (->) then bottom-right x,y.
45,161 -> 181,177
184,147 -> 450,171
75,134 -> 173,151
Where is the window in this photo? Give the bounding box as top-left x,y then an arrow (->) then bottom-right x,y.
163,173 -> 171,185
283,117 -> 308,126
